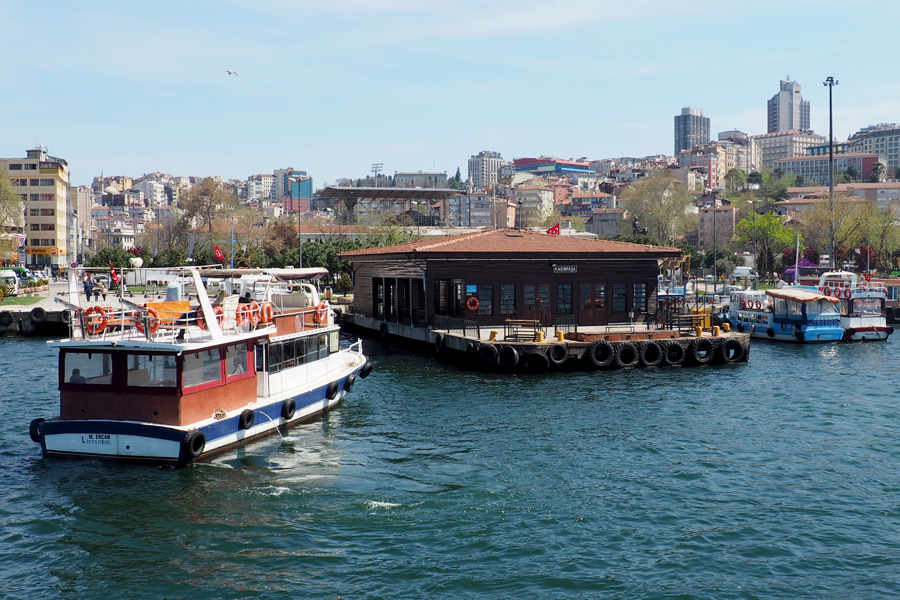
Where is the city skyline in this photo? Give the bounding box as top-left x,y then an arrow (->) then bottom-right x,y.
2,0 -> 899,187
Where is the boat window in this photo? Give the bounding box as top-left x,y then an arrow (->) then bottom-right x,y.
126,353 -> 177,388
225,344 -> 249,377
295,338 -> 309,364
852,297 -> 882,316
268,343 -> 282,373
329,331 -> 339,354
184,349 -> 222,388
283,338 -> 296,368
63,351 -> 113,386
817,300 -> 839,317
255,342 -> 267,373
315,333 -> 328,360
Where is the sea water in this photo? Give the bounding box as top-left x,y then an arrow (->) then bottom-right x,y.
2,336 -> 900,599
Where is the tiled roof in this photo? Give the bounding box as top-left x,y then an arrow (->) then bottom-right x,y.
339,228 -> 680,257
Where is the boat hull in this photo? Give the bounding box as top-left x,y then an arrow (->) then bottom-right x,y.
37,369 -> 362,465
730,310 -> 843,343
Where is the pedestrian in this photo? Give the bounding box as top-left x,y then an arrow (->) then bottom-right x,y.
98,280 -> 108,301
92,278 -> 100,301
83,275 -> 93,302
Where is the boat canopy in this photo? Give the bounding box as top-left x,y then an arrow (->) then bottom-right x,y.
197,267 -> 329,281
766,288 -> 839,304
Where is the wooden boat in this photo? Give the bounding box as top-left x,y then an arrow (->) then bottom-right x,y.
29,267 -> 371,465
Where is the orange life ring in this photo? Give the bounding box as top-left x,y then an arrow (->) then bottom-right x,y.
83,305 -> 108,335
235,302 -> 259,328
258,301 -> 275,323
843,287 -> 852,299
135,306 -> 160,334
313,301 -> 329,324
739,298 -> 746,309
466,296 -> 479,310
197,305 -> 224,330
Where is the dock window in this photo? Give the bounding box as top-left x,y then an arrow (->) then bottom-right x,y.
476,284 -> 493,315
500,284 -> 515,315
557,284 -> 573,315
184,349 -> 222,388
612,284 -> 627,313
633,283 -> 647,313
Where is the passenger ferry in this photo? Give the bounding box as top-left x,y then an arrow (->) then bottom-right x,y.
725,287 -> 843,343
29,267 -> 371,465
814,271 -> 893,342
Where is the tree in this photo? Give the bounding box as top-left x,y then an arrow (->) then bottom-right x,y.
734,212 -> 796,278
178,178 -> 238,236
618,171 -> 693,245
747,172 -> 764,186
845,164 -> 860,182
869,162 -> 886,183
85,247 -> 136,270
724,168 -> 747,193
0,171 -> 25,262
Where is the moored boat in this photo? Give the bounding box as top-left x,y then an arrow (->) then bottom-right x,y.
29,267 -> 372,465
725,287 -> 843,343
814,271 -> 893,342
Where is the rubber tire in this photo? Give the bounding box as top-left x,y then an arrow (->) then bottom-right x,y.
587,340 -> 614,369
434,333 -> 445,354
344,373 -> 356,392
498,345 -> 519,369
281,399 -> 296,420
239,409 -> 255,430
663,342 -> 686,366
0,311 -> 13,327
478,344 -> 499,367
29,418 -> 44,443
736,323 -> 745,333
30,307 -> 46,323
639,341 -> 662,367
521,351 -> 550,372
360,362 -> 374,379
548,343 -> 568,366
326,381 -> 339,400
61,310 -> 72,324
691,338 -> 714,364
615,343 -> 639,368
719,338 -> 745,363
379,322 -> 388,339
182,430 -> 206,461
766,328 -> 775,338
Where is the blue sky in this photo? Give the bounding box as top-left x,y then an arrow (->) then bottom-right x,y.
2,0 -> 898,188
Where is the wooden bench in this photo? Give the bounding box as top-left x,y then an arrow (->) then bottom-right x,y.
505,319 -> 541,341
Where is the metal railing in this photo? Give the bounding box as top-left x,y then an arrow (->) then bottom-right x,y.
433,314 -> 481,338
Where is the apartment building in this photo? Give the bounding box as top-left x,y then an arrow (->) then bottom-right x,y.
467,151 -> 503,191
750,130 -> 826,170
767,78 -> 810,134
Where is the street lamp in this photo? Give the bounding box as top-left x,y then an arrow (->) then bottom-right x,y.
823,76 -> 839,268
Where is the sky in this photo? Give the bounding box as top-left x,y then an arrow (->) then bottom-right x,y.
2,0 -> 899,189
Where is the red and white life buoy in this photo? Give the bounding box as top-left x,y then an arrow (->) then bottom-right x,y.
466,296 -> 479,310
823,286 -> 831,297
833,287 -> 843,298
313,301 -> 329,324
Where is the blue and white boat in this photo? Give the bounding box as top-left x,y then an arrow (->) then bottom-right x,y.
30,267 -> 371,465
726,287 -> 843,343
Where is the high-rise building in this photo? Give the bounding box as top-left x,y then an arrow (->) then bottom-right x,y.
0,146 -> 69,269
674,108 -> 710,156
467,151 -> 503,190
767,78 -> 810,133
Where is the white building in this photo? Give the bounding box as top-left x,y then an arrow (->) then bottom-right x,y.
467,151 -> 503,191
750,130 -> 826,170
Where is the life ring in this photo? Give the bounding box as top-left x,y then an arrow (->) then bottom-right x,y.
344,373 -> 356,392
197,305 -> 224,329
134,307 -> 161,334
83,305 -> 108,335
477,343 -> 499,366
739,298 -> 746,309
639,341 -> 662,367
360,362 -> 374,379
313,301 -> 329,324
615,343 -> 639,368
497,345 -> 520,369
239,409 -> 255,430
690,338 -> 714,364
181,430 -> 206,462
30,306 -> 47,323
235,303 -> 257,328
258,301 -> 275,323
832,287 -> 843,298
718,338 -> 745,363
548,343 -> 568,366
281,398 -> 297,420
325,381 -> 339,400
466,296 -> 479,310
844,287 -> 852,299
587,340 -> 614,369
823,286 -> 831,296
663,342 -> 686,366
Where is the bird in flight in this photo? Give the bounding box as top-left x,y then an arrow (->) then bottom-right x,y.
226,70 -> 238,77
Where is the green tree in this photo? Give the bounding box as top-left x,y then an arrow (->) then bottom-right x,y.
724,168 -> 747,193
869,162 -> 886,183
618,171 -> 693,245
85,247 -> 136,270
178,178 -> 238,235
0,171 -> 25,261
151,247 -> 187,267
747,172 -> 764,186
845,164 -> 860,181
734,212 -> 796,278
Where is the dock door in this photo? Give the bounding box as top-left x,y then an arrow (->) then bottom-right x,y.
579,283 -> 607,325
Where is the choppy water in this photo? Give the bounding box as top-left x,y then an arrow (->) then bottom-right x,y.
2,336 -> 900,599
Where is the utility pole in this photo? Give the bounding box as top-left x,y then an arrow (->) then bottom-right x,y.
823,76 -> 839,268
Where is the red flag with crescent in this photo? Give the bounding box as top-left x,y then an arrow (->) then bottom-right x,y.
546,223 -> 560,235
214,246 -> 225,261
109,262 -> 119,284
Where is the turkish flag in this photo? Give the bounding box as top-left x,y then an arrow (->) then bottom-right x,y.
214,246 -> 225,261
109,262 -> 119,284
864,272 -> 871,282
546,223 -> 560,235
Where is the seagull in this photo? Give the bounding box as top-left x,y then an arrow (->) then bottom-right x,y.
226,70 -> 238,77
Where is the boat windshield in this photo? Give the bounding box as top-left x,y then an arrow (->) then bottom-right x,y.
852,297 -> 883,316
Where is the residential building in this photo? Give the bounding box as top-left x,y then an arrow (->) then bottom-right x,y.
467,151 -> 503,191
394,171 -> 448,188
674,107 -> 710,155
767,78 -> 810,133
679,143 -> 727,190
247,174 -> 276,201
0,146 -> 70,269
587,208 -> 628,238
697,205 -> 736,252
773,153 -> 884,186
750,130 -> 826,170
447,191 -> 502,228
569,192 -> 615,219
717,130 -> 759,173
785,182 -> 900,213
846,124 -> 900,172
274,168 -> 312,201
513,185 -> 555,227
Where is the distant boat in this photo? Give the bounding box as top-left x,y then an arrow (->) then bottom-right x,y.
814,271 -> 893,342
724,287 -> 843,343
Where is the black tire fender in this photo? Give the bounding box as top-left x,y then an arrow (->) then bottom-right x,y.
477,343 -> 499,366
691,338 -> 714,364
548,343 -> 568,366
326,381 -> 339,400
379,322 -> 388,339
182,430 -> 206,462
522,351 -> 550,371
29,418 -> 44,444
615,342 -> 639,368
30,307 -> 47,323
0,311 -> 13,327
719,338 -> 745,363
663,342 -> 686,366
344,373 -> 356,392
239,409 -> 255,430
497,345 -> 519,369
587,340 -> 614,369
360,362 -> 374,379
281,399 -> 297,420
639,341 -> 662,367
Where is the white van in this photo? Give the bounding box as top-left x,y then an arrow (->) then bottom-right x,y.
0,270 -> 19,296
732,266 -> 756,280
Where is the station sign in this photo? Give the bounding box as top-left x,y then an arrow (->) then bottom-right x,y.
552,265 -> 577,274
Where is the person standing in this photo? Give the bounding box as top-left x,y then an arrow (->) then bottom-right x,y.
83,275 -> 93,302
98,280 -> 108,301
